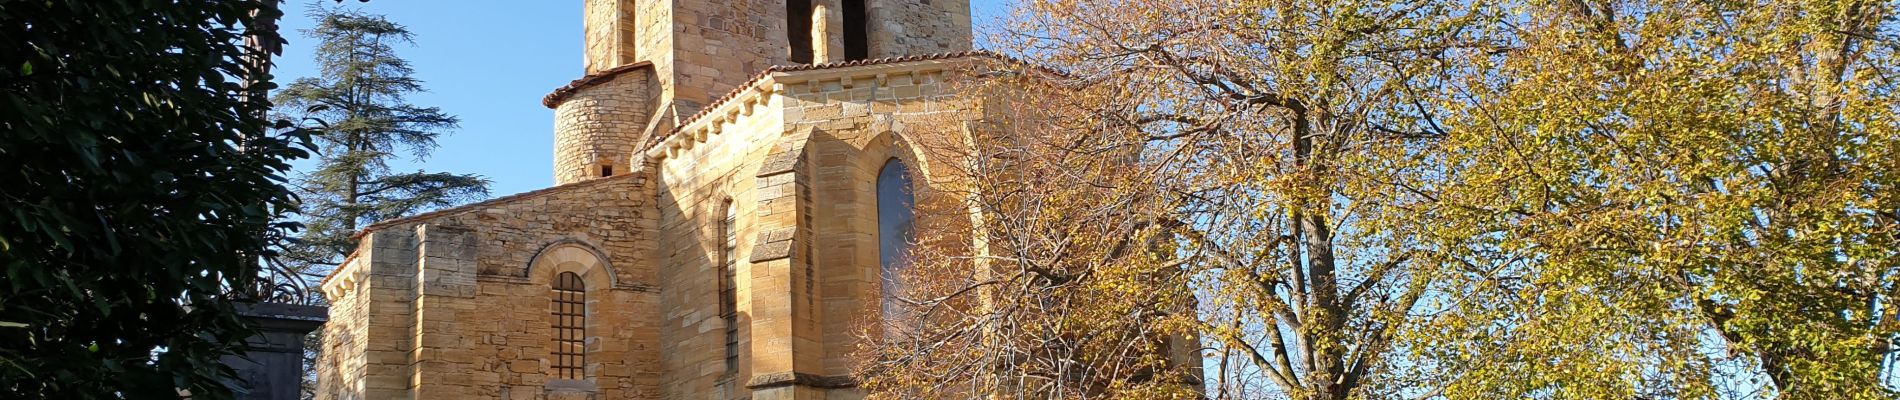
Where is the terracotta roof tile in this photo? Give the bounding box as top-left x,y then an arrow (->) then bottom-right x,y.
542,61 -> 655,108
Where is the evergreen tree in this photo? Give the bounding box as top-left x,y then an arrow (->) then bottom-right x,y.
275,7 -> 489,275
275,7 -> 487,398
1,1 -> 306,398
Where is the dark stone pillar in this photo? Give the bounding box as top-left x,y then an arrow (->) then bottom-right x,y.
222,303 -> 327,400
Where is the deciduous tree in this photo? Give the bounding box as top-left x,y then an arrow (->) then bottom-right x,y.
857,0 -> 1490,398
857,0 -> 1899,398
1423,0 -> 1900,397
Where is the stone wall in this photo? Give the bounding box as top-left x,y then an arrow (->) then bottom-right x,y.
322,228 -> 428,400
315,255 -> 374,398
648,82 -> 785,400
869,0 -> 974,58
583,0 -> 628,73
633,0 -> 788,115
775,62 -> 980,382
553,69 -> 654,185
775,61 -> 1209,393
317,174 -> 662,400
586,0 -> 973,120
318,55 -> 1202,399
646,57 -> 986,400
323,3 -> 990,397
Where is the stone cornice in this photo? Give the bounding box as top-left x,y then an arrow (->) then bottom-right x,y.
643,51 -> 1028,162
319,253 -> 365,300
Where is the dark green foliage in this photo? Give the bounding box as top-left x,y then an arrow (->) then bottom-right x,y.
275,7 -> 488,273
0,1 -> 308,399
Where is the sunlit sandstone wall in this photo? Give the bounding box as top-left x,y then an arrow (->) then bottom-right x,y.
583,0 -> 638,73
317,174 -> 661,400
648,84 -> 787,400
777,63 -> 977,381
553,67 -> 655,185
632,0 -> 788,116
586,0 -> 974,120
645,58 -> 983,400
315,256 -> 377,398
866,0 -> 974,57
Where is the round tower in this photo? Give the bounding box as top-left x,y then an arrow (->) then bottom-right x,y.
547,63 -> 653,185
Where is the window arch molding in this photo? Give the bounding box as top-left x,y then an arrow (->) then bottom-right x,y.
525,239 -> 618,289
527,239 -> 615,383
861,129 -> 928,329
857,130 -> 928,188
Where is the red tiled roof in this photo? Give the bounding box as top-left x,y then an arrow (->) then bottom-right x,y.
542,61 -> 655,108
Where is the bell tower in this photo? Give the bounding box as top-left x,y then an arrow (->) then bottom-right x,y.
582,0 -> 638,74
553,0 -> 972,184
583,0 -> 971,115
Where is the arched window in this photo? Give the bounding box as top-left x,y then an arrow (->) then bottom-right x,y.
551,272 -> 586,380
720,201 -> 740,373
786,0 -> 813,63
842,0 -> 868,60
877,159 -> 916,318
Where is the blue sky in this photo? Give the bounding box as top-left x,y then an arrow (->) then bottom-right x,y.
273,0 -> 1015,196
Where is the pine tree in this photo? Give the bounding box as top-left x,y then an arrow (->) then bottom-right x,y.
275,7 -> 489,275
274,7 -> 489,398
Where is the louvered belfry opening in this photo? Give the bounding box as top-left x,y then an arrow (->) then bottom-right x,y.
551,272 -> 587,380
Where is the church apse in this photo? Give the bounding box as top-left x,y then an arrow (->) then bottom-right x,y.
316,0 -> 996,399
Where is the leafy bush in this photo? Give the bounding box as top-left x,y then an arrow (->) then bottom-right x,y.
0,2 -> 308,398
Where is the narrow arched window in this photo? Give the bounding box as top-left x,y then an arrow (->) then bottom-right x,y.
786,0 -> 814,63
551,272 -> 586,380
842,0 -> 868,60
877,159 -> 916,318
720,201 -> 740,373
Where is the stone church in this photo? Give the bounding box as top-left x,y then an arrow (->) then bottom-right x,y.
313,0 -> 993,398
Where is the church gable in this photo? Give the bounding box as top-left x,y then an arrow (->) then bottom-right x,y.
330,173 -> 658,284
317,173 -> 663,399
